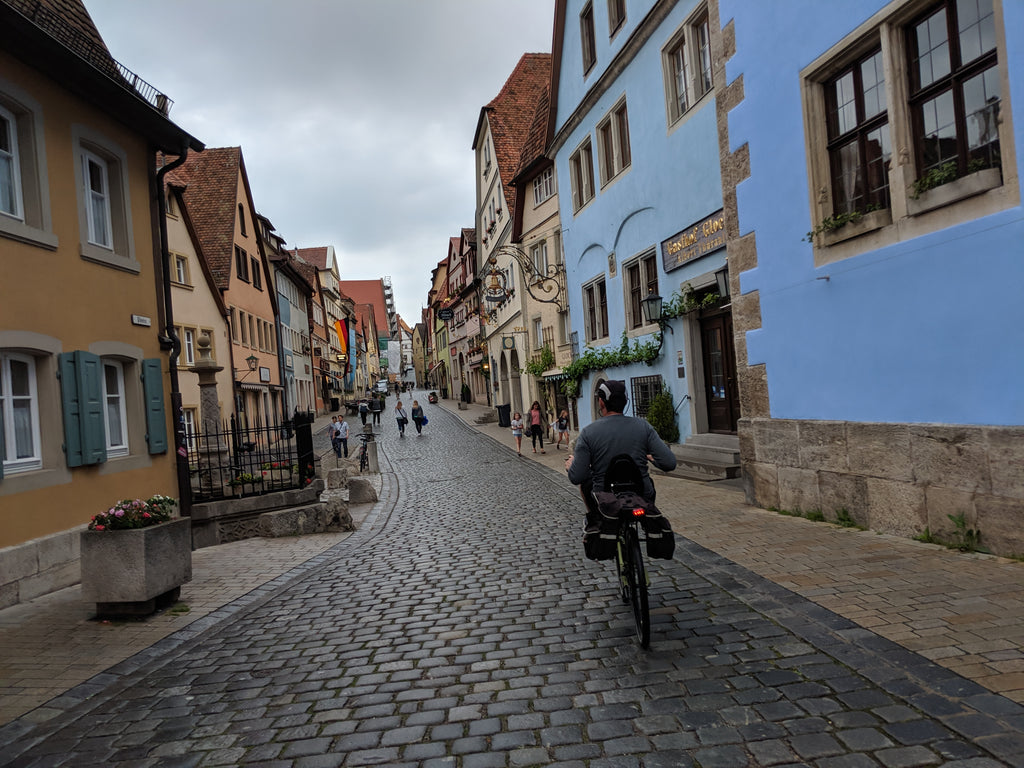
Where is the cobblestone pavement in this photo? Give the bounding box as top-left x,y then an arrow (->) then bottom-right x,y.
3,395 -> 1024,766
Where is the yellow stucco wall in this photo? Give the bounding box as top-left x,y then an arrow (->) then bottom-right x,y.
0,51 -> 177,548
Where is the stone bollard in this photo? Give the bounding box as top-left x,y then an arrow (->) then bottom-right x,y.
348,477 -> 378,504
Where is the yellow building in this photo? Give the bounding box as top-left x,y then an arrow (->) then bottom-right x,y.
0,0 -> 202,606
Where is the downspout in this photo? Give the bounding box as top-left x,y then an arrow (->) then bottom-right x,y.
156,148 -> 192,516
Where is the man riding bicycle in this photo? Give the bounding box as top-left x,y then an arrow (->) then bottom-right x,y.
564,380 -> 677,514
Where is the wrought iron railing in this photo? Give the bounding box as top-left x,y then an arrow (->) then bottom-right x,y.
185,414 -> 316,501
6,0 -> 174,115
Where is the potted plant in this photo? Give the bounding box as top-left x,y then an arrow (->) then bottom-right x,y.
80,495 -> 192,617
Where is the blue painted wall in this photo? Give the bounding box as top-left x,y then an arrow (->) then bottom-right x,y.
555,0 -> 726,430
722,0 -> 1024,426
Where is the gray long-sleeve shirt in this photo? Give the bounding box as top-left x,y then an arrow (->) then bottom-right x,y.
567,413 -> 677,499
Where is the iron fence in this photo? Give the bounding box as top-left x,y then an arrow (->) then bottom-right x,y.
186,414 -> 316,501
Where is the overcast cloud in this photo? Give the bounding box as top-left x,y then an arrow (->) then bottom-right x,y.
84,0 -> 555,325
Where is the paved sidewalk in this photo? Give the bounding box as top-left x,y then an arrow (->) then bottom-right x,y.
437,395 -> 1024,704
0,411 -> 375,729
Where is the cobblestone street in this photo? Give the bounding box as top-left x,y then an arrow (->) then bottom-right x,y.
3,398 -> 1024,767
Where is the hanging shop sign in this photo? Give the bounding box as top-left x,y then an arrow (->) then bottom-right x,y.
661,209 -> 726,273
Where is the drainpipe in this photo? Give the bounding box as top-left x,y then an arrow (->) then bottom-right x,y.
156,148 -> 192,517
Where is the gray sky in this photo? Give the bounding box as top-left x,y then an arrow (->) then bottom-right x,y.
84,0 -> 554,326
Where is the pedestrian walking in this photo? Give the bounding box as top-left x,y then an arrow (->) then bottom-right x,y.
370,395 -> 382,425
329,416 -> 343,458
358,398 -> 369,425
394,400 -> 408,437
554,409 -> 570,451
510,411 -> 524,455
528,401 -> 546,454
411,400 -> 425,435
337,415 -> 349,458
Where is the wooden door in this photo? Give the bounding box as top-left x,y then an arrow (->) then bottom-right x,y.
700,312 -> 739,433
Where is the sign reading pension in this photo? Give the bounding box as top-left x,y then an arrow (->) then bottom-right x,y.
661,209 -> 726,272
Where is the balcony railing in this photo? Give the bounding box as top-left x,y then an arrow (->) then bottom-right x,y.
8,0 -> 174,115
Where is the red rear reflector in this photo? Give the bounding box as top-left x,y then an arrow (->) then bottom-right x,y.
632,508 -> 645,517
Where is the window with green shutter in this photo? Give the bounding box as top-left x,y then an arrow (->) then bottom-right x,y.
141,358 -> 167,454
58,351 -> 107,467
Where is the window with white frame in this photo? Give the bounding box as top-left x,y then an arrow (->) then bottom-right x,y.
101,360 -> 128,457
583,277 -> 609,342
0,351 -> 41,473
803,0 -> 1012,252
597,99 -> 631,186
73,129 -> 135,269
0,85 -> 56,249
663,6 -> 714,125
183,328 -> 196,366
483,139 -> 492,176
625,251 -> 660,330
581,2 -> 597,74
183,407 -> 197,450
533,317 -> 544,349
0,104 -> 22,220
531,240 -> 549,277
570,138 -> 595,212
608,0 -> 626,36
81,148 -> 113,249
173,254 -> 190,285
533,166 -> 555,205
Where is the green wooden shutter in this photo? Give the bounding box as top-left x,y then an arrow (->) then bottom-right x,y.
142,358 -> 168,454
60,351 -> 106,466
77,352 -> 107,465
59,352 -> 84,467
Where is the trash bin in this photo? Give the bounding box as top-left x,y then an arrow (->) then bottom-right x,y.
330,397 -> 340,412
497,403 -> 511,428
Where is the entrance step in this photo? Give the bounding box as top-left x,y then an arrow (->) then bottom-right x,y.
666,433 -> 741,481
474,410 -> 498,425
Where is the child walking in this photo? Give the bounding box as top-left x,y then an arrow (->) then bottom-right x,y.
555,409 -> 570,450
510,411 -> 524,455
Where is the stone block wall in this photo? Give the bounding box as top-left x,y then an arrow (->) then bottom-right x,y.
740,417 -> 1024,556
0,528 -> 82,610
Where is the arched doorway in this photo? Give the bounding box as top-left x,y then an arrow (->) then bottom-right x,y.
499,353 -> 510,406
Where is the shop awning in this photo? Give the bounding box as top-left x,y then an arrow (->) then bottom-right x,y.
428,360 -> 444,374
542,369 -> 569,381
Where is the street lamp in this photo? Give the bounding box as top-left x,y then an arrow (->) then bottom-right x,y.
245,354 -> 259,371
640,290 -> 673,358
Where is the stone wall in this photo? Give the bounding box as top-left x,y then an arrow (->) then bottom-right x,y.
740,417 -> 1024,557
0,528 -> 82,610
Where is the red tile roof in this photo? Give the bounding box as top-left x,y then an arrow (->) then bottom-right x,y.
296,246 -> 330,270
478,53 -> 551,215
339,280 -> 389,337
166,147 -> 244,290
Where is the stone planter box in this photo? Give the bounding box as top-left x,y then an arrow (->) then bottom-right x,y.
80,517 -> 192,617
907,167 -> 1002,216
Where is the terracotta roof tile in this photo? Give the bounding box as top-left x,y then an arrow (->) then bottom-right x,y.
165,147 -> 243,291
484,53 -> 551,214
296,246 -> 330,269
515,83 -> 550,179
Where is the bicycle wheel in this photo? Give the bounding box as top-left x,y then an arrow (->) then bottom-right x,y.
615,537 -> 630,604
624,526 -> 651,648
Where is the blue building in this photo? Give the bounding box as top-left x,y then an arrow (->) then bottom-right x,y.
721,0 -> 1024,553
551,0 -> 737,468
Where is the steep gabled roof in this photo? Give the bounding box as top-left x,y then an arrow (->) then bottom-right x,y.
166,147 -> 244,290
339,280 -> 389,338
296,246 -> 332,271
474,53 -> 551,215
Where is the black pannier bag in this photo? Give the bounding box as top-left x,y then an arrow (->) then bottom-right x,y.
592,490 -> 675,560
583,491 -> 622,560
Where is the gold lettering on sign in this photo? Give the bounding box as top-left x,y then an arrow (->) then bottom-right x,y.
661,210 -> 727,273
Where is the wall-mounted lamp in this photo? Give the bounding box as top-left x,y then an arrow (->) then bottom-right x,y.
246,354 -> 259,371
715,265 -> 730,299
640,291 -> 673,357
